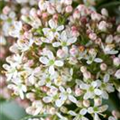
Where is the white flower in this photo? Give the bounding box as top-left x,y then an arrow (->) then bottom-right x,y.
101,44 -> 118,55
100,74 -> 115,99
52,30 -> 77,48
8,84 -> 27,99
88,105 -> 108,120
9,21 -> 22,38
68,109 -> 89,120
26,100 -> 43,116
41,19 -> 64,43
55,86 -> 77,107
39,50 -> 64,75
80,80 -> 102,100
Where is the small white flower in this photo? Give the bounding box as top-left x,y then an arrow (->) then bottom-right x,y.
9,21 -> 22,38
52,30 -> 77,48
42,19 -> 64,43
39,50 -> 64,75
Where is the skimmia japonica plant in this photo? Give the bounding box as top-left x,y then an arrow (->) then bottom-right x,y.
3,0 -> 120,120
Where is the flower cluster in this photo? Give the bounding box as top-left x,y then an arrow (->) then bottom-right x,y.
3,0 -> 120,120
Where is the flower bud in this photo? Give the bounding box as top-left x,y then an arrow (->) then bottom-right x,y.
57,49 -> 66,58
94,98 -> 102,106
80,66 -> 87,73
101,8 -> 108,17
65,5 -> 73,13
89,33 -> 97,40
113,57 -> 120,66
117,25 -> 120,33
98,21 -> 108,31
83,71 -> 91,79
83,100 -> 90,107
73,9 -> 80,19
100,63 -> 107,71
105,35 -> 113,44
75,88 -> 83,96
115,69 -> 120,79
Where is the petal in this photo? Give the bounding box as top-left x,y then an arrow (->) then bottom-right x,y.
68,95 -> 77,103
80,108 -> 87,115
83,92 -> 92,100
101,91 -> 109,99
106,85 -> 114,92
43,96 -> 52,103
88,107 -> 94,114
94,89 -> 102,95
52,42 -> 61,47
49,19 -> 57,29
39,57 -> 49,65
49,65 -> 55,75
103,74 -> 110,82
67,37 -> 77,46
55,99 -> 64,107
55,60 -> 64,67
61,31 -> 67,41
47,51 -> 54,59
56,25 -> 64,31
42,28 -> 50,34
68,111 -> 77,116
98,105 -> 108,112
94,113 -> 101,120
80,83 -> 89,90
94,58 -> 103,63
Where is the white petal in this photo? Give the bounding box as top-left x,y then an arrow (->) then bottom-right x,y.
42,28 -> 50,34
67,37 -> 77,46
61,31 -> 67,41
80,108 -> 87,115
68,111 -> 77,116
80,83 -> 89,90
99,105 -> 108,112
59,86 -> 65,92
52,42 -> 61,47
55,99 -> 64,107
39,57 -> 49,65
55,60 -> 64,67
56,25 -> 64,31
88,107 -> 94,114
94,58 -> 103,63
94,89 -> 102,95
84,92 -> 92,100
106,85 -> 114,92
47,51 -> 54,59
49,19 -> 57,29
68,95 -> 77,103
43,96 -> 52,103
49,66 -> 55,75
102,91 -> 109,99
94,113 -> 101,120
103,74 -> 110,82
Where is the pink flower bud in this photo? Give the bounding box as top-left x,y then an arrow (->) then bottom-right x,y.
113,57 -> 120,66
65,5 -> 73,13
37,10 -> 42,16
101,8 -> 108,17
70,46 -> 78,56
42,12 -> 48,19
3,6 -> 10,15
117,25 -> 120,33
83,71 -> 91,79
94,98 -> 102,106
57,49 -> 66,58
75,88 -> 83,96
53,14 -> 59,20
80,66 -> 87,73
73,9 -> 80,19
89,33 -> 97,40
91,12 -> 101,21
100,63 -> 107,71
83,100 -> 90,107
98,21 -> 108,31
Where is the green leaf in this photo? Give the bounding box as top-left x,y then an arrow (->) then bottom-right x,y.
0,101 -> 27,120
